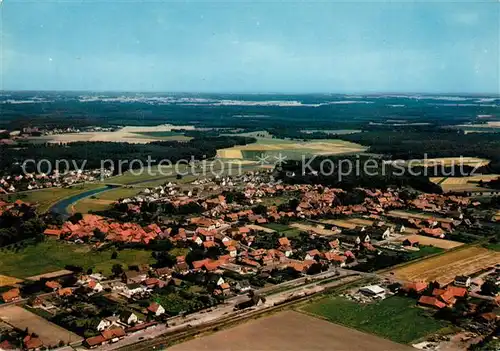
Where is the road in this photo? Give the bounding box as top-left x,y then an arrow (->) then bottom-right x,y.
91,268 -> 370,351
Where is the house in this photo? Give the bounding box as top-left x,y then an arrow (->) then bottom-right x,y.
227,246 -> 237,258
402,238 -> 419,247
1,288 -> 20,303
122,270 -> 147,284
97,316 -> 121,331
418,296 -> 446,309
402,282 -> 428,294
45,280 -> 62,291
88,280 -> 104,293
119,311 -> 139,326
305,249 -> 322,261
147,302 -> 165,317
454,275 -> 471,288
85,335 -> 106,349
58,288 -> 73,297
359,285 -> 386,299
122,283 -> 145,298
155,267 -> 173,279
143,278 -> 165,289
220,282 -> 231,295
43,228 -> 62,238
235,280 -> 252,293
101,327 -> 126,342
23,335 -> 43,350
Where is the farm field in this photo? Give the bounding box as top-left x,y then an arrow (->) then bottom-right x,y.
0,305 -> 82,346
403,157 -> 490,168
301,296 -> 448,344
388,210 -> 454,224
430,174 -> 500,192
260,222 -> 301,237
386,246 -> 500,285
0,183 -> 105,213
0,275 -> 22,287
169,310 -> 413,351
395,234 -> 464,250
26,125 -> 195,144
0,240 -> 154,279
321,219 -> 358,230
216,138 -> 366,160
290,223 -> 337,236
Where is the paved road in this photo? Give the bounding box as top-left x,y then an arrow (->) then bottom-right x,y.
94,270 -> 368,351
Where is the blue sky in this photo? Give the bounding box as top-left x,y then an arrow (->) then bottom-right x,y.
1,1 -> 498,93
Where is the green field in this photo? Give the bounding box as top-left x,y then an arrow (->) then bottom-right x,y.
407,245 -> 444,259
71,186 -> 143,213
0,240 -> 154,278
302,296 -> 449,344
1,184 -> 105,213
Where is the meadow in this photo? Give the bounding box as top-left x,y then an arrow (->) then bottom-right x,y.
301,296 -> 449,344
1,183 -> 105,213
0,240 -> 154,278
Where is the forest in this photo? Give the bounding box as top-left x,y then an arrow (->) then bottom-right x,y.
0,136 -> 255,175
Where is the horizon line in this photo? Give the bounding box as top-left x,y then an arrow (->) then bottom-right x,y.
1,89 -> 499,97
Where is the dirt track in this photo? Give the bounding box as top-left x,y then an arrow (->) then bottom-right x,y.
168,310 -> 413,351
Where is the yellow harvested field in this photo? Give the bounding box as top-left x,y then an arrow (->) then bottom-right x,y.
217,149 -> 243,158
321,219 -> 357,230
26,269 -> 74,281
388,210 -> 454,224
0,275 -> 23,287
395,234 -> 463,250
169,310 -> 413,351
347,218 -> 375,226
431,175 -> 500,192
289,223 -> 337,236
410,157 -> 490,168
387,247 -> 500,285
27,124 -> 195,144
0,306 -> 82,346
217,139 -> 366,159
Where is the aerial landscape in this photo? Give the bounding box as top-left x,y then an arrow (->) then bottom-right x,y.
0,1 -> 499,351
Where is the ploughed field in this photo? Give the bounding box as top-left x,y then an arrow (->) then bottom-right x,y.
168,310 -> 413,351
0,306 -> 82,346
385,246 -> 500,285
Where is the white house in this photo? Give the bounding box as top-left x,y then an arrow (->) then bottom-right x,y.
216,277 -> 225,286
120,311 -> 139,326
147,303 -> 165,317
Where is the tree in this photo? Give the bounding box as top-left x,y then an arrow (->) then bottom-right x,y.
111,251 -> 118,259
111,264 -> 123,277
481,280 -> 499,296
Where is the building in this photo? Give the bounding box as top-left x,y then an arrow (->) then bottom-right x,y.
359,285 -> 386,299
454,275 -> 471,288
147,302 -> 166,317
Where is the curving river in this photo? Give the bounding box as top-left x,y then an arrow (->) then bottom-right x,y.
48,184 -> 119,216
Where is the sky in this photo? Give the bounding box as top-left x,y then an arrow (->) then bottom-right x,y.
1,0 -> 499,94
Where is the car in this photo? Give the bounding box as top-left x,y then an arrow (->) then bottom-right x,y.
139,337 -> 144,340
